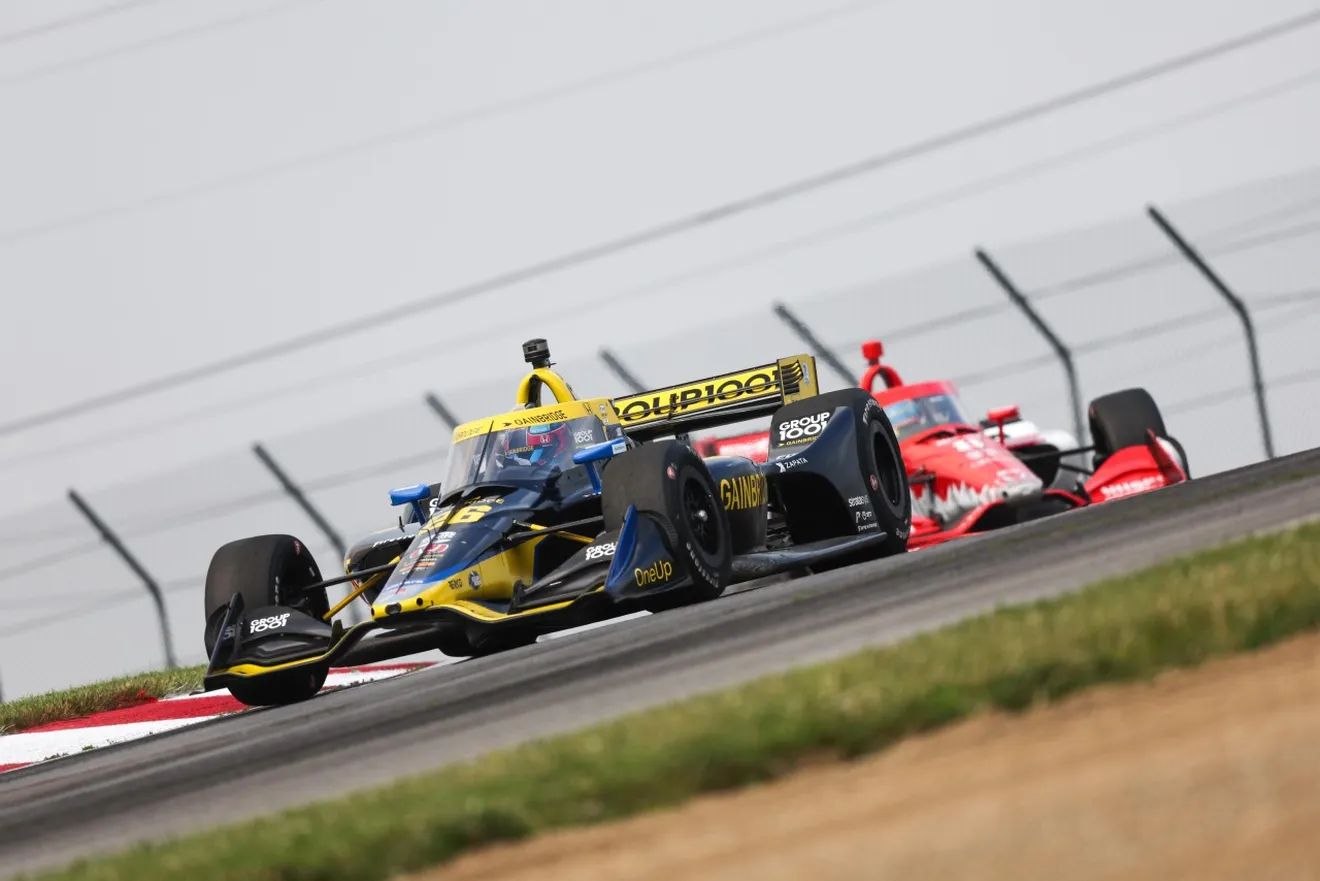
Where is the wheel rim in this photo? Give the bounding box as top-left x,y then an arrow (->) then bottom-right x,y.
681,474 -> 720,556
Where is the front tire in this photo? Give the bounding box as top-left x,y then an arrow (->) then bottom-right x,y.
1088,388 -> 1187,475
602,440 -> 733,606
202,534 -> 330,706
224,666 -> 329,708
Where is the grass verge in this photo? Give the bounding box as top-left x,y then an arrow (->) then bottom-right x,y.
1,667 -> 204,734
33,520 -> 1320,881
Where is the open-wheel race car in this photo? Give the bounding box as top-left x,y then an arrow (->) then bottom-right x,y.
693,338 -> 1190,549
202,339 -> 913,706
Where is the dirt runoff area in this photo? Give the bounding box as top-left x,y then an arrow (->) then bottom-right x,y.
408,631 -> 1320,881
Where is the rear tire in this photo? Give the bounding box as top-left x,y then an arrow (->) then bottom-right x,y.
603,440 -> 732,606
772,388 -> 911,562
202,534 -> 330,706
1165,435 -> 1191,479
1088,388 -> 1187,474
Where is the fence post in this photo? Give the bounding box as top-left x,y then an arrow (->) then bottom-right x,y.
1147,205 -> 1275,459
252,444 -> 364,624
974,248 -> 1086,444
771,303 -> 855,386
423,392 -> 461,430
67,489 -> 178,669
252,444 -> 346,558
599,348 -> 646,393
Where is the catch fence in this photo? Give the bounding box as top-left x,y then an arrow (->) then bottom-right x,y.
3,165 -> 1320,699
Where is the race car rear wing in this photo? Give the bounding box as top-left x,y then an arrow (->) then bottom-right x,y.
611,354 -> 820,441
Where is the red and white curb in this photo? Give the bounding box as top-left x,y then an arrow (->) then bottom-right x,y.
0,663 -> 437,774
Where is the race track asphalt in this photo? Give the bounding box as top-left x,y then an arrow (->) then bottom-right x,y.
3,447 -> 1320,877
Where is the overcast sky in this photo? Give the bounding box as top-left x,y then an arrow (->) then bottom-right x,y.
3,0 -> 1320,506
1,0 -> 1319,696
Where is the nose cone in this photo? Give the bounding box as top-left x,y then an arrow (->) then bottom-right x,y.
370,528 -> 478,615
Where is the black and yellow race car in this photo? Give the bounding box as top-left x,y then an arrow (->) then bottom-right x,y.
202,339 -> 913,706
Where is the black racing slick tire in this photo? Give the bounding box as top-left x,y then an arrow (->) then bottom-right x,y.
1087,388 -> 1186,474
602,440 -> 733,605
202,534 -> 330,706
773,388 -> 911,561
1165,435 -> 1191,479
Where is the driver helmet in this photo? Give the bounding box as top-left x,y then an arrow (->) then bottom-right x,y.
506,421 -> 571,465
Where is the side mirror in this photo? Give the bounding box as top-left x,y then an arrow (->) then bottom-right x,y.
572,438 -> 630,493
389,484 -> 432,524
986,405 -> 1020,444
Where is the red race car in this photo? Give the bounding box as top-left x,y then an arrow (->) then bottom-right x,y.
693,339 -> 1189,548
